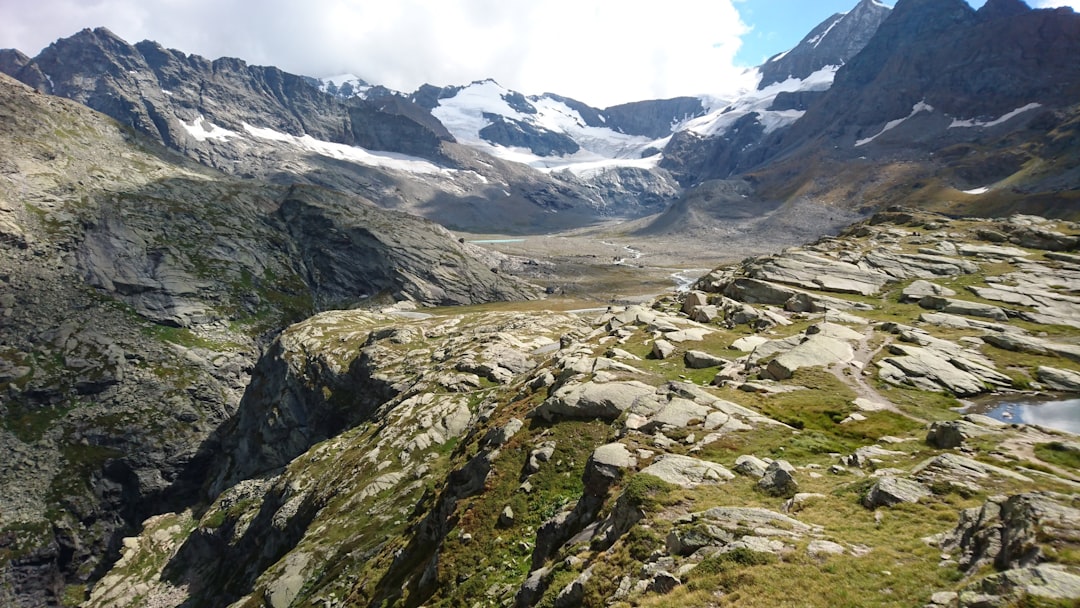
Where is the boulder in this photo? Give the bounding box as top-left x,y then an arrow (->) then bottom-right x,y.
652,339 -> 676,360
900,280 -> 956,302
734,455 -> 770,478
757,460 -> 799,497
642,398 -> 712,431
499,506 -> 515,528
731,336 -> 769,352
1036,366 -> 1080,391
959,565 -> 1080,607
640,454 -> 734,488
925,419 -> 996,449
587,444 -> 635,496
681,291 -> 710,315
691,305 -> 720,324
807,540 -> 846,557
684,350 -> 726,369
983,333 -> 1080,363
763,334 -> 854,381
531,381 -> 658,421
918,296 -> 1008,322
939,493 -> 1080,573
862,477 -> 931,508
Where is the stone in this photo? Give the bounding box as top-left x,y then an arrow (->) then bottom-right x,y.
911,453 -> 1032,485
648,572 -> 681,595
652,339 -> 676,360
862,477 -> 931,509
983,333 -> 1080,363
1036,366 -> 1080,391
587,444 -> 635,496
643,398 -> 712,431
731,336 -> 770,352
900,280 -> 956,302
531,381 -> 658,421
757,460 -> 799,497
763,334 -> 854,381
692,305 -> 720,323
807,540 -> 846,557
734,455 -> 769,478
918,296 -> 1009,322
684,350 -> 726,369
925,420 -> 996,449
640,454 -> 734,488
960,565 -> 1080,606
499,506 -> 515,528
681,290 -> 710,315
525,442 -> 557,474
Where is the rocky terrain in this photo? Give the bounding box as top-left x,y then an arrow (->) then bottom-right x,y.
35,207 -> 1073,608
0,73 -> 540,606
1,0 -> 1079,605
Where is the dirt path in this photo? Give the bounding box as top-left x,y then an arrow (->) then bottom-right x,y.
828,325 -> 926,422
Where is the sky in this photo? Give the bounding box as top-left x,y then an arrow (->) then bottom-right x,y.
0,0 -> 1077,108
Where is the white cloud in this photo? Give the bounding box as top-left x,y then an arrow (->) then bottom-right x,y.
0,0 -> 751,107
1031,0 -> 1080,9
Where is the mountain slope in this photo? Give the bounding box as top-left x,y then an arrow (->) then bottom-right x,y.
0,72 -> 539,607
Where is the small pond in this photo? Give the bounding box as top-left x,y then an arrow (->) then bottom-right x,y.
965,394 -> 1080,435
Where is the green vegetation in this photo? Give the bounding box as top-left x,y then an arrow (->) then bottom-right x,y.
1034,442 -> 1080,470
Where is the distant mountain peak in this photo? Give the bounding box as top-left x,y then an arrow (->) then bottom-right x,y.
757,0 -> 891,89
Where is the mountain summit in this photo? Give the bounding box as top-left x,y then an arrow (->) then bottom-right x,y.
758,0 -> 892,88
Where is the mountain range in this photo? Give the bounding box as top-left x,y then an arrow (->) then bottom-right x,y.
1,0 -> 1079,606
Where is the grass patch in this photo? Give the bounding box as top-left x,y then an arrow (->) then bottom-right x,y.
1034,442 -> 1080,470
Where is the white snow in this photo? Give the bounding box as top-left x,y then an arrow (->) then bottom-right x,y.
181,116 -> 237,142
809,16 -> 845,49
855,101 -> 934,147
949,103 -> 1042,129
431,79 -> 664,175
319,73 -> 373,98
962,187 -> 990,195
683,65 -> 838,138
768,49 -> 790,63
241,124 -> 450,174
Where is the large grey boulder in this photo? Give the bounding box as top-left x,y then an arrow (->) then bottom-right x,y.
1036,366 -> 1080,391
900,280 -> 956,302
763,334 -> 854,381
918,296 -> 1009,322
666,506 -> 815,556
983,333 -> 1080,363
640,454 -> 734,488
959,565 -> 1080,607
684,350 -> 726,369
652,339 -> 676,360
531,381 -> 658,421
734,455 -> 770,478
584,443 -> 638,495
939,493 -> 1080,574
757,460 -> 799,497
862,477 -> 931,508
